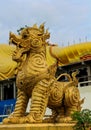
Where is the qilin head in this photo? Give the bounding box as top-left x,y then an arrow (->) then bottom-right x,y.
9,23 -> 50,61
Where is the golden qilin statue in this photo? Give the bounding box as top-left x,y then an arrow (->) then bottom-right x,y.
3,23 -> 83,124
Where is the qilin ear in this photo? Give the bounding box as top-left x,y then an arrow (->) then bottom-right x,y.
39,23 -> 45,33
33,24 -> 38,29
43,29 -> 50,41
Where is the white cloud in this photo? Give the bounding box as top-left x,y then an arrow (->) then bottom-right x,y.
0,0 -> 91,46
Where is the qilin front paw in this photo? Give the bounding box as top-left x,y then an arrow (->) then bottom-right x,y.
18,114 -> 42,123
3,117 -> 20,124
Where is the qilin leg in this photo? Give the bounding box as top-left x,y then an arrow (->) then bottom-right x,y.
43,109 -> 58,123
57,86 -> 81,123
19,79 -> 52,123
3,88 -> 28,124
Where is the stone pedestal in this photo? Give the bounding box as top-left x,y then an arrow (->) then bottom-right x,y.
0,123 -> 90,130
0,123 -> 75,130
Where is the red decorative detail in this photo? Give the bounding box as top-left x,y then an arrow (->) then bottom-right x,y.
80,54 -> 91,61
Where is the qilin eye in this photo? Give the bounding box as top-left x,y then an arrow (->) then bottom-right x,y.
23,34 -> 28,39
38,33 -> 42,36
19,44 -> 22,48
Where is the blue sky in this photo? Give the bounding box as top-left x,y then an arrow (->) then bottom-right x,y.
0,0 -> 91,46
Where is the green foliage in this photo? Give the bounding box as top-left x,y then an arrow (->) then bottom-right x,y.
71,109 -> 91,130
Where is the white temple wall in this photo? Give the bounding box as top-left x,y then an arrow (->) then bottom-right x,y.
78,86 -> 91,110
